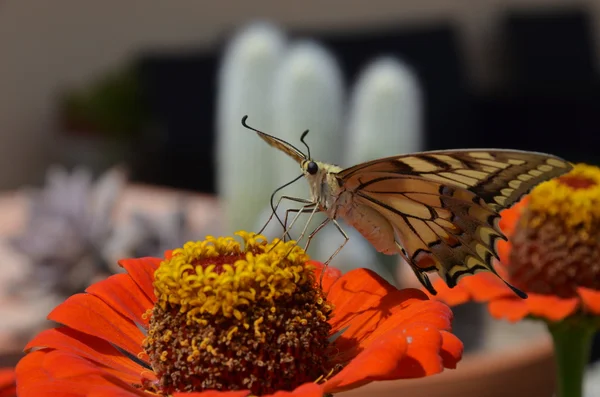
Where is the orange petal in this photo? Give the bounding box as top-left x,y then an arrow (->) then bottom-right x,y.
439,330 -> 463,369
327,269 -> 459,386
23,327 -> 151,384
428,278 -> 471,306
118,257 -> 161,302
461,271 -> 515,302
326,268 -> 392,337
499,197 -> 528,237
498,213 -> 517,236
428,270 -> 514,307
0,368 -> 15,397
524,293 -> 579,322
578,287 -> 600,315
16,350 -> 147,397
86,273 -> 154,328
332,300 -> 459,382
324,330 -> 408,393
488,298 -> 529,322
48,293 -> 144,358
308,261 -> 342,295
393,322 -> 445,377
497,240 -> 511,265
327,268 -> 429,340
387,299 -> 454,334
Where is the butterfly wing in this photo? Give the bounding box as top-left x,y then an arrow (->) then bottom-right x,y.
351,176 -> 508,293
337,150 -> 572,295
339,149 -> 572,211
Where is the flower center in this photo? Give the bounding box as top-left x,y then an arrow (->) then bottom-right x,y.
143,232 -> 335,396
527,163 -> 600,232
506,164 -> 600,297
557,175 -> 596,190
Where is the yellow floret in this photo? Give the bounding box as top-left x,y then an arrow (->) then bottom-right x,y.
528,163 -> 600,231
153,231 -> 314,323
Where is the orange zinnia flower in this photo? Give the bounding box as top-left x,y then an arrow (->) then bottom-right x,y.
426,164 -> 600,397
16,232 -> 462,397
428,164 -> 600,321
0,368 -> 15,397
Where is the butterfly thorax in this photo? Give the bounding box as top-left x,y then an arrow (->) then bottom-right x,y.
303,161 -> 343,216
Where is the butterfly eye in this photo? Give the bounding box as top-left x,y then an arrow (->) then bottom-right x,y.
306,161 -> 319,175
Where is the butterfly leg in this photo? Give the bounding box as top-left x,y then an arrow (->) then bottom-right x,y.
317,219 -> 349,287
283,204 -> 321,258
268,203 -> 318,254
283,203 -> 318,241
258,195 -> 315,240
293,204 -> 322,244
302,218 -> 331,251
323,220 -> 349,266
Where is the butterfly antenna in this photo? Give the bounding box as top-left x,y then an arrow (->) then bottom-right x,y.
300,130 -> 311,159
241,115 -> 262,134
241,115 -> 309,159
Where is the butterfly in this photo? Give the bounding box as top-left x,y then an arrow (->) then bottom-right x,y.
241,116 -> 573,298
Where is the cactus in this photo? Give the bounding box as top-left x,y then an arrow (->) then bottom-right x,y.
216,22 -> 286,234
255,40 -> 344,253
346,57 -> 423,163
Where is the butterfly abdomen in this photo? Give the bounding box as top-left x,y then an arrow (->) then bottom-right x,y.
335,192 -> 398,255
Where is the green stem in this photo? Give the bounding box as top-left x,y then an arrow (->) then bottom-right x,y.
547,318 -> 595,397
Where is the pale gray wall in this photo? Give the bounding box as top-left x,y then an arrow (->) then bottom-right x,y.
1,0 -> 598,189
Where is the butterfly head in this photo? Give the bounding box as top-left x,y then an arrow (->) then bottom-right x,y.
300,159 -> 327,184
242,115 -> 329,177
242,116 -> 342,208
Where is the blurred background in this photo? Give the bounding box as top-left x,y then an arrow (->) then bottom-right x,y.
2,0 -> 600,395
2,0 -> 600,190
